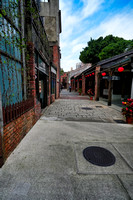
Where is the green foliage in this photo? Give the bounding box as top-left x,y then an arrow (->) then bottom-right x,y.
60,68 -> 64,75
79,35 -> 133,64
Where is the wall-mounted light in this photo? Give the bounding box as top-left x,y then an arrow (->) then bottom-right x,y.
118,67 -> 124,72
102,72 -> 106,76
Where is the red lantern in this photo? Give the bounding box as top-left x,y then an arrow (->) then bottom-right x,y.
118,67 -> 124,72
102,72 -> 106,76
92,73 -> 94,75
90,74 -> 92,76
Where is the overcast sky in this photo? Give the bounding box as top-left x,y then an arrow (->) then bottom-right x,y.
59,0 -> 133,72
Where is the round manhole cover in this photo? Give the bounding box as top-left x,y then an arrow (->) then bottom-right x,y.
81,107 -> 93,110
83,146 -> 116,167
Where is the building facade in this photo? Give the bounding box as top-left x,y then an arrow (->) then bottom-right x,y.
0,0 -> 61,167
40,0 -> 62,99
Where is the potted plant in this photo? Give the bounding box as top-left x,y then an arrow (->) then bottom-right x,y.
87,89 -> 94,100
122,98 -> 133,124
78,88 -> 82,95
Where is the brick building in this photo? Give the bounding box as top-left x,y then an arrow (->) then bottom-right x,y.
40,0 -> 62,99
0,0 -> 61,167
70,50 -> 133,105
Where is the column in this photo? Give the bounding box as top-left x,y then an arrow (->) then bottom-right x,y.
108,71 -> 113,106
82,74 -> 85,95
95,66 -> 100,101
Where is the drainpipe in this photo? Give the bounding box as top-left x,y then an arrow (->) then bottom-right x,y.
0,87 -> 4,167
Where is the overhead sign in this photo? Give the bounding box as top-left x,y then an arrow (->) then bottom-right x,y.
112,76 -> 120,80
102,76 -> 120,80
102,76 -> 109,79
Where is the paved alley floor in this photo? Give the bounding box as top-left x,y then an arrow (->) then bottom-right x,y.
0,90 -> 133,200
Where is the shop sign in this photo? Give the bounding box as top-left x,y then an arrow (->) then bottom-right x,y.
102,76 -> 120,80
102,76 -> 109,79
103,89 -> 108,95
112,76 -> 120,80
51,67 -> 56,74
39,61 -> 48,75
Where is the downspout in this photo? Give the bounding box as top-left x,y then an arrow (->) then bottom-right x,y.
0,87 -> 4,167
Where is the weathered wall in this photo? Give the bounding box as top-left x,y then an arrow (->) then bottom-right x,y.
40,0 -> 60,43
44,17 -> 56,42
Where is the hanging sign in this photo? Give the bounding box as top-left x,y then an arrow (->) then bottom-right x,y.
102,76 -> 109,79
112,76 -> 120,80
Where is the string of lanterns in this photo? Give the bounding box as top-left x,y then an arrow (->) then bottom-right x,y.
71,65 -> 124,82
101,66 -> 124,76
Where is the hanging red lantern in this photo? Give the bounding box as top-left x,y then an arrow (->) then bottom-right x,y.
90,74 -> 92,76
92,73 -> 94,75
102,72 -> 106,76
118,67 -> 124,72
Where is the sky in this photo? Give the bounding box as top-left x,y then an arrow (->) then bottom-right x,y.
59,0 -> 133,72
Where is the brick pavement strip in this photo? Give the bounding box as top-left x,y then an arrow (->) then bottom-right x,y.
43,99 -> 124,123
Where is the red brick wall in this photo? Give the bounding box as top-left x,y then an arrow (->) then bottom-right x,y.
3,103 -> 41,160
48,96 -> 50,106
53,45 -> 60,99
27,42 -> 36,104
0,42 -> 42,165
51,94 -> 55,103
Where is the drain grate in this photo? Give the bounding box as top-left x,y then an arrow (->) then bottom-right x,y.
83,146 -> 116,167
81,107 -> 93,110
95,106 -> 103,108
114,119 -> 126,124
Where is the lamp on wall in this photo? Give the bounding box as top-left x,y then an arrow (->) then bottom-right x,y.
118,67 -> 124,72
102,72 -> 106,76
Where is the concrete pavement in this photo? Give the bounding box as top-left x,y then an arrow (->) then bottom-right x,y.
0,89 -> 133,200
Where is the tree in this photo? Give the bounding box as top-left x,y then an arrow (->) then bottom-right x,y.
60,68 -> 64,75
79,35 -> 133,64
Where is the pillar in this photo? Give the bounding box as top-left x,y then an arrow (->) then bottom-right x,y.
77,80 -> 79,91
27,42 -> 36,105
108,71 -> 113,106
95,66 -> 100,101
53,45 -> 60,99
82,74 -> 85,95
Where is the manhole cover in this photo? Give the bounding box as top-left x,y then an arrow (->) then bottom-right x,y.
83,146 -> 116,167
81,107 -> 93,110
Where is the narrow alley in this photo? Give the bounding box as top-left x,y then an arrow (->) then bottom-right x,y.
0,90 -> 133,200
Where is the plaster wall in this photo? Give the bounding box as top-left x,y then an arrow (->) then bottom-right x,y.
40,0 -> 60,43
